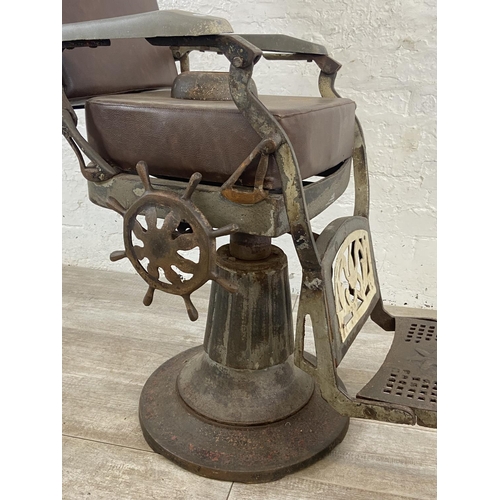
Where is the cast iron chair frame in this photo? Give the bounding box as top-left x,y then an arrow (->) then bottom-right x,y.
62,17 -> 436,429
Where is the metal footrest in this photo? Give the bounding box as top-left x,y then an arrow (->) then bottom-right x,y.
294,217 -> 436,427
357,317 -> 437,427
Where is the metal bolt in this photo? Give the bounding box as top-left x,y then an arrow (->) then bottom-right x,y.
232,56 -> 243,68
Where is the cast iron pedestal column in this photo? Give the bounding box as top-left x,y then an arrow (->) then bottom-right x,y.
139,234 -> 349,483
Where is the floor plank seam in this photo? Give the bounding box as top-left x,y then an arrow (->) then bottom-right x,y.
63,433 -> 155,455
225,482 -> 234,500
293,475 -> 431,500
348,417 -> 438,434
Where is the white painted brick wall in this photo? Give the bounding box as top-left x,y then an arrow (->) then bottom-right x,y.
62,0 -> 436,308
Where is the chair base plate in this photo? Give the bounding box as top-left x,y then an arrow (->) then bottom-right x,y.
139,345 -> 350,483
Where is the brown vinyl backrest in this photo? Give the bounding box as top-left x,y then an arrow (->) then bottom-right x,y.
62,0 -> 178,103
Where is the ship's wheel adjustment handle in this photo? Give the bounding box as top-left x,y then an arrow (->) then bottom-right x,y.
107,161 -> 238,321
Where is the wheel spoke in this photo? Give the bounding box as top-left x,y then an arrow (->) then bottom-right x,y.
145,207 -> 158,230
172,233 -> 197,251
163,265 -> 182,285
132,220 -> 146,240
173,254 -> 197,275
133,245 -> 146,260
147,261 -> 160,280
162,211 -> 180,233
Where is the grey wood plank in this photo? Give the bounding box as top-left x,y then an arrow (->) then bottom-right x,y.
62,265 -> 210,344
229,419 -> 436,500
295,419 -> 436,498
62,266 -> 210,449
229,478 -> 424,500
385,305 -> 437,320
63,266 -> 436,499
63,327 -> 159,450
63,436 -> 232,500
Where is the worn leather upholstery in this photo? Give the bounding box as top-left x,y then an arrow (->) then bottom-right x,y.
85,91 -> 356,189
62,0 -> 177,102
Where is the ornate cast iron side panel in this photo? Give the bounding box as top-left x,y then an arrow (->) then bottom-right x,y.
333,229 -> 377,343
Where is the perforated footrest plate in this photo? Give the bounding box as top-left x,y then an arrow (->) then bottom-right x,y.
357,317 -> 437,427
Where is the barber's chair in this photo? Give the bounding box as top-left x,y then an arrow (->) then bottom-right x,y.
62,0 -> 437,483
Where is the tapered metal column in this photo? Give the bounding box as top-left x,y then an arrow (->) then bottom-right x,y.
178,235 -> 314,424
139,233 -> 349,482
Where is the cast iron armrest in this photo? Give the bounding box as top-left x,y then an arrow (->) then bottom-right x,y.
62,8 -> 338,73
238,34 -> 327,56
165,33 -> 339,73
62,9 -> 233,45
62,10 -> 260,70
234,34 -> 340,76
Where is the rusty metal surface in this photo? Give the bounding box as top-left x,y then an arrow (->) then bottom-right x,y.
62,9 -> 233,43
204,244 -> 292,369
318,73 -> 370,218
62,89 -> 119,182
177,350 -> 314,425
315,216 -> 381,363
86,158 -> 351,238
63,21 -> 438,438
294,215 -> 438,427
295,216 -> 418,425
229,233 -> 271,260
238,34 -> 328,55
147,34 -> 262,70
106,161 -> 237,320
294,279 -> 416,425
357,317 -> 437,428
172,71 -> 258,101
220,138 -> 275,205
226,62 -> 322,271
139,345 -> 349,483
89,172 -> 289,236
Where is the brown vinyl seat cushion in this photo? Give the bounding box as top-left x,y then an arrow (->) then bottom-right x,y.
85,91 -> 356,190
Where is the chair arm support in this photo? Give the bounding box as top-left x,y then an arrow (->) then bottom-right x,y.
62,89 -> 119,182
62,9 -> 233,44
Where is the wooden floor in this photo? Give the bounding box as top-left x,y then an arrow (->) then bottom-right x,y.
62,265 -> 437,499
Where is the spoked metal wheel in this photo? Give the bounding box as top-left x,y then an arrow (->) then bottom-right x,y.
107,161 -> 238,320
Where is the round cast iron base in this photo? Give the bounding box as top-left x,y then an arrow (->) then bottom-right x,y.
139,346 -> 350,483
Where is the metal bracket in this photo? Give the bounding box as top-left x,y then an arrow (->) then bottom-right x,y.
62,89 -> 119,182
220,137 -> 278,205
